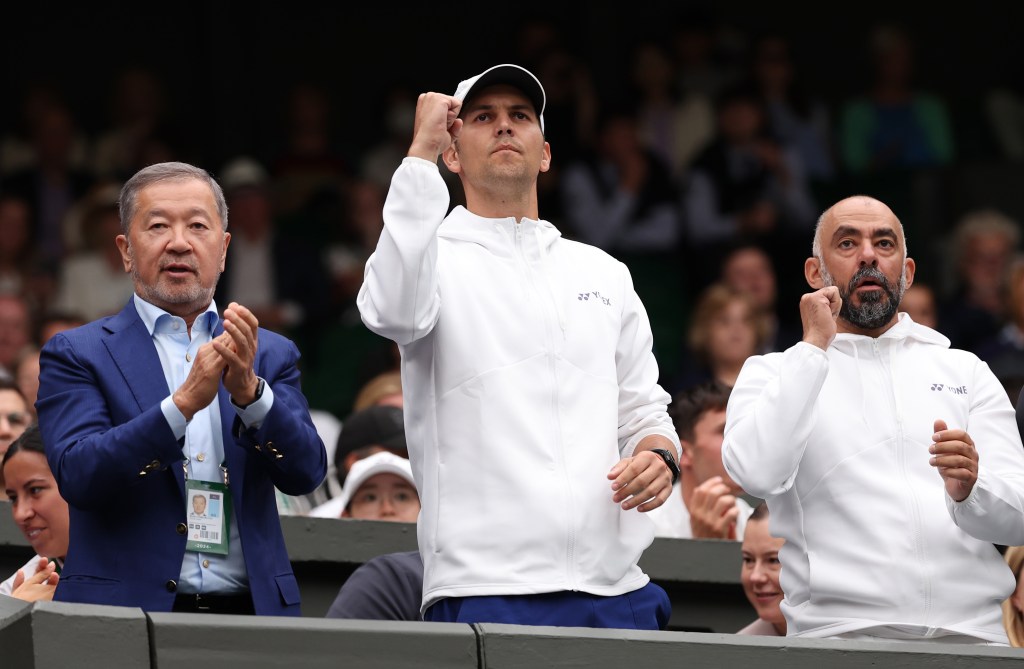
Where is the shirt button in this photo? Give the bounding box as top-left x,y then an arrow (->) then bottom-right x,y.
196,453 -> 206,463
202,559 -> 210,569
165,580 -> 177,592
173,322 -> 180,330
186,352 -> 192,362
176,523 -> 187,535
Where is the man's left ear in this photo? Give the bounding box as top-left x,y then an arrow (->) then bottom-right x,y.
221,232 -> 231,271
539,143 -> 551,174
903,257 -> 916,287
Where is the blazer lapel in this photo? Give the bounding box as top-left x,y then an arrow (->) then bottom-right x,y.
103,301 -> 171,411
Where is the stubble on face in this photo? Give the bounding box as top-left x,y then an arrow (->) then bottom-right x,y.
126,240 -> 220,312
819,261 -> 907,330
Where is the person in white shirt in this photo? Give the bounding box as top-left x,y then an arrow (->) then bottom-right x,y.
723,194 -> 1024,644
357,63 -> 680,629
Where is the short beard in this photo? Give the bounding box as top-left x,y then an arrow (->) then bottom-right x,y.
128,246 -> 217,311
819,262 -> 907,330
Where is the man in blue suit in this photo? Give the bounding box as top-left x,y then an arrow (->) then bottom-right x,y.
36,161 -> 327,615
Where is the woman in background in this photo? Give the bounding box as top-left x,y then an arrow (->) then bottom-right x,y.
1,423 -> 67,602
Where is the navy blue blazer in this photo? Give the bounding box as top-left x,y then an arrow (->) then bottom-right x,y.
36,299 -> 327,614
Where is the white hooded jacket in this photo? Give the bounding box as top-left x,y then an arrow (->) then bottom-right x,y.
358,158 -> 679,614
723,314 -> 1024,642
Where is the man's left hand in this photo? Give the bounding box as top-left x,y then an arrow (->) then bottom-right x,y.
215,302 -> 261,404
930,419 -> 979,502
608,446 -> 675,513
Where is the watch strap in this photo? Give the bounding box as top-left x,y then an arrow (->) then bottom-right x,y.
650,447 -> 680,485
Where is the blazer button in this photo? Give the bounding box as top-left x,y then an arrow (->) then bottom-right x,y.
176,522 -> 187,535
165,580 -> 177,592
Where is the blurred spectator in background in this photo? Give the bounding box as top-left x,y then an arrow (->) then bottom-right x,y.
325,549 -> 423,621
34,310 -> 86,347
531,45 -> 600,228
670,12 -> 745,102
51,184 -> 134,321
682,82 -> 817,295
561,104 -> 682,254
353,370 -> 403,412
629,39 -> 714,184
1,424 -> 66,602
976,256 -> 1024,402
0,295 -> 33,377
0,194 -> 40,297
720,242 -> 800,353
648,380 -> 752,540
900,281 -> 940,330
214,156 -> 331,349
749,32 -> 835,184
325,178 -> 387,312
329,404 -> 407,497
938,208 -> 1020,353
310,450 -> 418,522
91,66 -> 177,182
0,81 -> 90,176
0,100 -> 95,268
0,378 -> 32,488
737,501 -> 785,636
270,81 -> 351,218
13,347 -> 39,422
987,80 -> 1024,162
669,282 -> 768,394
838,22 -> 954,176
1003,545 -> 1024,647
360,86 -> 416,192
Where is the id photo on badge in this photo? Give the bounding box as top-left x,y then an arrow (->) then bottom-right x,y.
190,492 -> 216,519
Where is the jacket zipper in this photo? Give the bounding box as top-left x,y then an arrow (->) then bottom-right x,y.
879,338 -> 931,622
515,222 -> 577,589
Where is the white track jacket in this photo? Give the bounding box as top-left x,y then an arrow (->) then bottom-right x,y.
357,158 -> 680,614
723,314 -> 1024,642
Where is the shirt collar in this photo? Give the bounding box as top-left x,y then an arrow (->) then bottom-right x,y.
133,293 -> 220,336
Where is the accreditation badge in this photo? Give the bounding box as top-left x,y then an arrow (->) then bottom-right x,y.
185,479 -> 231,556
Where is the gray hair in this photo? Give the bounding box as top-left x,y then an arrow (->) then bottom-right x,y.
118,162 -> 228,235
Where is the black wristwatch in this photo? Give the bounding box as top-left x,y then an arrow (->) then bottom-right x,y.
233,377 -> 265,410
650,448 -> 680,485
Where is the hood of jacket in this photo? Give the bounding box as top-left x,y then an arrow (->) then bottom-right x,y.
437,205 -> 562,259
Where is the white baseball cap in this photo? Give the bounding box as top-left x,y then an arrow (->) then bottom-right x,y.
453,63 -> 546,133
309,451 -> 416,519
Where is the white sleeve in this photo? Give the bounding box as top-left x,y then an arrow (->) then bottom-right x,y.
614,263 -> 681,459
945,359 -> 1024,545
0,555 -> 43,597
356,157 -> 451,346
721,343 -> 829,498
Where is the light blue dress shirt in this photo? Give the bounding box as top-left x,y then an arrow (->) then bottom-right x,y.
134,295 -> 275,595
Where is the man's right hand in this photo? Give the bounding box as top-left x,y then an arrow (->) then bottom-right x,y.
407,92 -> 462,162
688,476 -> 740,539
801,286 -> 841,350
172,334 -> 229,421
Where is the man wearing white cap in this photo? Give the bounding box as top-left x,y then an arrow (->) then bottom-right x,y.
357,64 -> 681,629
